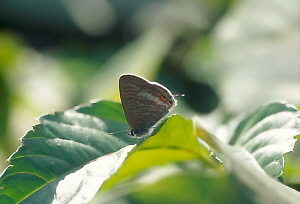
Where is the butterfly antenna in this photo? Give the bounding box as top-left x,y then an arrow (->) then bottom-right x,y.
108,129 -> 131,142
173,93 -> 185,97
108,129 -> 130,135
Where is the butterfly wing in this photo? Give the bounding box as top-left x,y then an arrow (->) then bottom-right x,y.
119,74 -> 149,132
133,83 -> 174,134
119,74 -> 176,136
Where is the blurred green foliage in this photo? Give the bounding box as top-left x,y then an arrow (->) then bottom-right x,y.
0,0 -> 299,179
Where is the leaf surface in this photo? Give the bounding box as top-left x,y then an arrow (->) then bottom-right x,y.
99,114 -> 220,192
0,100 -> 136,204
229,101 -> 299,178
196,101 -> 300,203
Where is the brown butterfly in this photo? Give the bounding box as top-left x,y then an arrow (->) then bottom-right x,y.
119,74 -> 178,137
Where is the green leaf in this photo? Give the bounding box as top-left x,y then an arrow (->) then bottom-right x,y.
93,161 -> 248,204
0,100 -> 136,204
1,100 -> 299,203
211,140 -> 300,204
22,145 -> 135,204
195,101 -> 300,203
229,101 -> 299,178
93,115 -> 249,204
283,135 -> 300,190
99,114 -> 221,192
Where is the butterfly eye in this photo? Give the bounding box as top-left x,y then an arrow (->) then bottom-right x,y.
161,94 -> 168,101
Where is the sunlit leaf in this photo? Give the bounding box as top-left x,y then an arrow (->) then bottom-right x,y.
93,161 -> 248,204
195,101 -> 300,203
98,114 -> 221,194
230,101 -> 299,178
212,140 -> 300,204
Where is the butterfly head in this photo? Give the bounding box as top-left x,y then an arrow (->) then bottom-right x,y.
160,93 -> 176,108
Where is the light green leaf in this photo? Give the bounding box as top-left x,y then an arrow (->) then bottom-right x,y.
195,101 -> 300,203
282,134 -> 300,189
230,101 -> 299,178
93,161 -> 248,204
213,140 -> 300,204
99,114 -> 219,191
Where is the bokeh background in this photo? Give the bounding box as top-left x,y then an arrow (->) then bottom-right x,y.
0,0 -> 299,173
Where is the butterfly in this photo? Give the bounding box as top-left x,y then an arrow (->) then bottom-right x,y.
119,74 -> 178,137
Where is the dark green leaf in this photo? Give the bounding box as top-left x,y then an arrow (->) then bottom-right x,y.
0,100 -> 136,204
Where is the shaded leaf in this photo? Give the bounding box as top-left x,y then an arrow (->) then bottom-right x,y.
50,145 -> 134,204
0,100 -> 136,204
